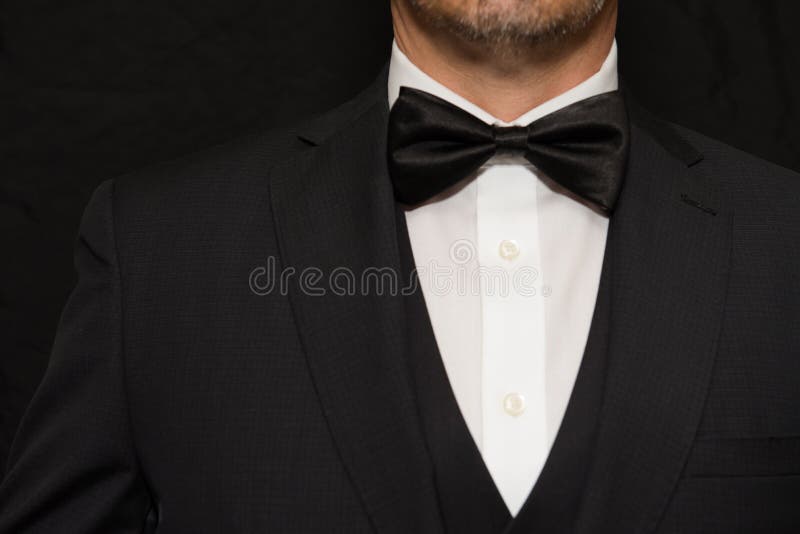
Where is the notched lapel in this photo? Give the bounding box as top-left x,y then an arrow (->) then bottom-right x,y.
269,94 -> 442,533
576,118 -> 732,534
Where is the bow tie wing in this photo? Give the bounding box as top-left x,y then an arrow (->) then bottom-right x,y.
522,92 -> 630,213
388,88 -> 498,205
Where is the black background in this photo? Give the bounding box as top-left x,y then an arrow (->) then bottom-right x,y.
1,0 -> 798,472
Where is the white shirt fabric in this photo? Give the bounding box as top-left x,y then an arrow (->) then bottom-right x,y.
388,40 -> 619,516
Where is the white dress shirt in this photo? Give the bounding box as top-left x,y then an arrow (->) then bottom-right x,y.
388,40 -> 619,516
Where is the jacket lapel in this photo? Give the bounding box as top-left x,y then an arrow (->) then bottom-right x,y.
269,76 -> 442,533
576,109 -> 732,533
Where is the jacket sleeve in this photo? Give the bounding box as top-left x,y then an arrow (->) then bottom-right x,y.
0,180 -> 153,533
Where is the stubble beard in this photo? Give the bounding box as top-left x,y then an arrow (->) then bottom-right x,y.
405,0 -> 608,52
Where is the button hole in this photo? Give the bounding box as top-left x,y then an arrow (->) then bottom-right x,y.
680,193 -> 717,216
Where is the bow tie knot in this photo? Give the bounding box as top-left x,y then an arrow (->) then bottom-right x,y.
493,126 -> 529,153
388,87 -> 630,212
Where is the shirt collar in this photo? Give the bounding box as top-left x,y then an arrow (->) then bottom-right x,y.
387,39 -> 619,127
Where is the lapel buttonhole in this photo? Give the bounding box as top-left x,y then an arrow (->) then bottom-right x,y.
680,193 -> 718,216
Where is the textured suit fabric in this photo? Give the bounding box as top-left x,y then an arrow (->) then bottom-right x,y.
1,67 -> 799,533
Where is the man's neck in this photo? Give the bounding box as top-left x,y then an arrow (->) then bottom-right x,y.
391,2 -> 618,123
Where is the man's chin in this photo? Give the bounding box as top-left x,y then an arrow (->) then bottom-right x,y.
405,0 -> 607,45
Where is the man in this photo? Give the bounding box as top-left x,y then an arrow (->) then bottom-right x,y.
1,0 -> 799,532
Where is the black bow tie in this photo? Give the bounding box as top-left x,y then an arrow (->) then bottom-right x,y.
387,87 -> 630,213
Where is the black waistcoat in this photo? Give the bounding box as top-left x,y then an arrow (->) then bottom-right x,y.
395,206 -> 612,534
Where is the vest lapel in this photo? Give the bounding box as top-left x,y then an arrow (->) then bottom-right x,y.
507,233 -> 613,534
269,80 -> 442,533
395,206 -> 512,534
576,112 -> 732,533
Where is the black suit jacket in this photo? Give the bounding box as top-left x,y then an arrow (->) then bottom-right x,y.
1,69 -> 799,533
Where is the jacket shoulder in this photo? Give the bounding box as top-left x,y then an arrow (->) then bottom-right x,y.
669,124 -> 800,271
631,103 -> 799,264
111,125 -> 306,204
89,73 -> 386,261
109,68 -> 387,214
673,124 -> 800,213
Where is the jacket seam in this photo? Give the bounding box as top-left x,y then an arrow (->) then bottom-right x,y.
107,179 -> 157,528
